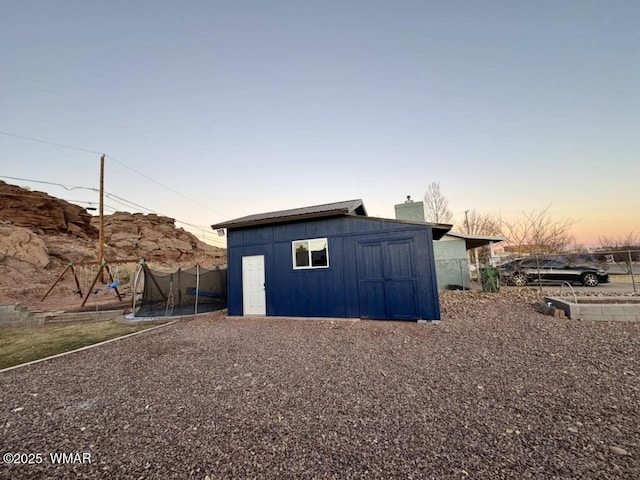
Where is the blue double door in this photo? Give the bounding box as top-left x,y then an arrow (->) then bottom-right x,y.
356,239 -> 419,320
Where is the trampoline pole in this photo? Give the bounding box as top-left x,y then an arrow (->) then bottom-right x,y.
132,264 -> 143,316
195,263 -> 200,315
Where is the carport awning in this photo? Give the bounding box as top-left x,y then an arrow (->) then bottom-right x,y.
446,232 -> 507,250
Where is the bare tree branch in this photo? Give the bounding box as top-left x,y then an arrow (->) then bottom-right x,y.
423,182 -> 452,224
598,232 -> 639,250
458,210 -> 502,236
501,206 -> 575,255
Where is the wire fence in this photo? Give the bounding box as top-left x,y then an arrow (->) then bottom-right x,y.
437,249 -> 639,295
435,258 -> 473,290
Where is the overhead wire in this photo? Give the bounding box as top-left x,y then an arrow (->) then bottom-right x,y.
0,130 -> 230,219
105,191 -> 222,233
106,154 -> 229,218
0,174 -> 226,246
102,192 -> 225,245
0,129 -> 231,246
0,175 -> 98,192
0,191 -> 98,206
0,130 -> 103,155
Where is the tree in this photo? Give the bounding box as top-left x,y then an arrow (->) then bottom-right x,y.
423,182 -> 452,224
460,209 -> 502,236
598,232 -> 640,271
501,206 -> 575,255
458,210 -> 503,264
599,232 -> 640,251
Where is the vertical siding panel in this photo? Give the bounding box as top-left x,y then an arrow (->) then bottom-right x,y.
227,216 -> 442,321
342,236 -> 360,318
416,228 -> 440,320
227,246 -> 244,316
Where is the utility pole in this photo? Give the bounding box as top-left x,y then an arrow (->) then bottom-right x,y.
98,155 -> 105,281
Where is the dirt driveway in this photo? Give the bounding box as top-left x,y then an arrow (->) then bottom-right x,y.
1,291 -> 639,479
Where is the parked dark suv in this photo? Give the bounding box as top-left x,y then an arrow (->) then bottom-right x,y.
499,258 -> 609,287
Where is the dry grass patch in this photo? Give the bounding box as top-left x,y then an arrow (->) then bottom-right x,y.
0,321 -> 154,370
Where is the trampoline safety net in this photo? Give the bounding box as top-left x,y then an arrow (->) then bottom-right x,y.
136,265 -> 227,317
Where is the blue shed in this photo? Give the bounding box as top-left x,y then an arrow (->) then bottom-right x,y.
211,200 -> 451,321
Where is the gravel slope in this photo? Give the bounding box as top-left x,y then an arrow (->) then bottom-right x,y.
1,291 -> 638,479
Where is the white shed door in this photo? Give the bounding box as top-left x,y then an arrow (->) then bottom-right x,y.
242,255 -> 266,315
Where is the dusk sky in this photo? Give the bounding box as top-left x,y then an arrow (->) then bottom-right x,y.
1,1 -> 638,247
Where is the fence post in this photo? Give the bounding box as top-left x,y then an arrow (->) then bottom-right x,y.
195,264 -> 200,315
629,250 -> 637,295
535,254 -> 543,294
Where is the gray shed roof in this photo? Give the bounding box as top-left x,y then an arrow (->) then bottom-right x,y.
211,199 -> 452,239
211,199 -> 367,230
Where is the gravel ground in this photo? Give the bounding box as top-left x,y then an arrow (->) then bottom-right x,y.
1,290 -> 639,479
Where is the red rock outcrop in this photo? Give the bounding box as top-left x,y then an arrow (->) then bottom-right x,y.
93,212 -> 225,265
0,180 -> 98,238
0,181 -> 226,306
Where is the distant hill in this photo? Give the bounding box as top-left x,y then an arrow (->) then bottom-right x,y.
0,180 -> 226,307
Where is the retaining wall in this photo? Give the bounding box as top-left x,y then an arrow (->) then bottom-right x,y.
0,304 -> 125,328
545,297 -> 640,321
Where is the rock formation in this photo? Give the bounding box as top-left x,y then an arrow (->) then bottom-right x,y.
0,224 -> 50,267
94,212 -> 223,265
0,180 -> 97,238
0,181 -> 226,306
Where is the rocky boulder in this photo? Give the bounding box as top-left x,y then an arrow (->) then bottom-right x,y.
0,180 -> 97,238
0,224 -> 50,267
0,182 -> 226,306
94,212 -> 225,265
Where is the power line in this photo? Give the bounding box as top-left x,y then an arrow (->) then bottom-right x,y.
0,130 -> 103,155
0,130 -> 230,219
99,195 -> 226,246
106,155 -> 230,218
0,191 -> 97,205
1,174 -> 226,247
104,191 -> 223,235
0,175 -> 98,192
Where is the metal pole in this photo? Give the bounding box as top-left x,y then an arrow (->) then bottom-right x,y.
132,263 -> 144,315
474,248 -> 480,285
629,250 -> 637,295
195,264 -> 200,315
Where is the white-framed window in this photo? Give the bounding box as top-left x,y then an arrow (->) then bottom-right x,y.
292,238 -> 329,269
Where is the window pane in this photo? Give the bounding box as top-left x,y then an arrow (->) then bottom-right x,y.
294,241 -> 309,267
310,238 -> 328,267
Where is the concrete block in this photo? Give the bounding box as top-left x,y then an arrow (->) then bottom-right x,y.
606,306 -> 626,315
585,306 -> 604,315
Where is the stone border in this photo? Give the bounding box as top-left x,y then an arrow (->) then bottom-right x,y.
545,296 -> 640,321
0,304 -> 127,329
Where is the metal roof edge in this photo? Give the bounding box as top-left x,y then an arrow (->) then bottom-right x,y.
348,216 -> 452,240
445,232 -> 507,242
211,199 -> 366,230
211,209 -> 351,230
